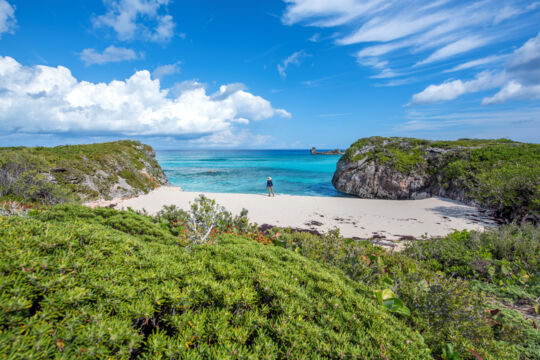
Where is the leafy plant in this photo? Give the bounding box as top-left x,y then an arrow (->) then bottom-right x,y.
0,206 -> 431,359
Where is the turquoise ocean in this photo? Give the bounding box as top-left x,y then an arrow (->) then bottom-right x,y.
156,150 -> 346,197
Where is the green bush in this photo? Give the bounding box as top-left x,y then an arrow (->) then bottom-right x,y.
404,224 -> 539,284
405,224 -> 540,359
0,207 -> 430,359
266,227 -> 517,359
154,195 -> 257,246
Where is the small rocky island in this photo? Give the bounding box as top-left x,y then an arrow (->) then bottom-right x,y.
332,136 -> 539,223
310,147 -> 344,155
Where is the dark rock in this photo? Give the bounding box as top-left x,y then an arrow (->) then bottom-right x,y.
310,147 -> 344,155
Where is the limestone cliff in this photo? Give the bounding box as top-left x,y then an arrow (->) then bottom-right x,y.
332,137 -> 539,223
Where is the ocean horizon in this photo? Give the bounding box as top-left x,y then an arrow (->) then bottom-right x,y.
156,149 -> 348,197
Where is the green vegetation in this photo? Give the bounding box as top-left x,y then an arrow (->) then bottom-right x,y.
2,197 -> 537,359
0,140 -> 167,204
0,204 -> 431,359
342,136 -> 540,222
405,225 -> 540,359
265,227 -> 536,360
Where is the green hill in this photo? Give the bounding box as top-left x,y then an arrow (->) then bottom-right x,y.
0,140 -> 167,205
0,205 -> 430,359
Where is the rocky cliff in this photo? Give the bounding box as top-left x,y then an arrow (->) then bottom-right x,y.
0,140 -> 168,204
332,137 -> 540,223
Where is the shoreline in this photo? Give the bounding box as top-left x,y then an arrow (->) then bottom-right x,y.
89,185 -> 495,243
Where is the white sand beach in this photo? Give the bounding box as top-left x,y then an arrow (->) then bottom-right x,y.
94,186 -> 495,242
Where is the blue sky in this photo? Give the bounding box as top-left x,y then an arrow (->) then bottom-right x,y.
0,0 -> 539,149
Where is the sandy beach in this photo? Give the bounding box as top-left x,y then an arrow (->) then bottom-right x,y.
94,186 -> 495,242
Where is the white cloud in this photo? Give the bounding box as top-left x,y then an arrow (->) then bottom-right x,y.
0,56 -> 290,138
483,81 -> 540,104
79,46 -> 141,66
416,37 -> 488,65
277,50 -> 310,78
282,0 -> 540,77
0,0 -> 15,37
282,0 -> 385,27
338,12 -> 448,45
411,71 -> 505,104
411,32 -> 540,105
152,62 -> 181,79
94,0 -> 176,42
444,55 -> 505,72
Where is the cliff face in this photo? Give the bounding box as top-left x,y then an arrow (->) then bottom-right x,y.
0,140 -> 168,204
332,137 -> 540,223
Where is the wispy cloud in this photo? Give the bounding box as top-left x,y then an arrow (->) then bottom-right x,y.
94,0 -> 176,42
282,0 -> 540,78
0,0 -> 16,38
278,50 -> 310,78
398,105 -> 540,142
415,36 -> 489,66
444,55 -> 506,73
317,113 -> 349,117
411,32 -> 540,105
152,62 -> 181,80
79,46 -> 142,66
244,44 -> 282,63
301,72 -> 348,87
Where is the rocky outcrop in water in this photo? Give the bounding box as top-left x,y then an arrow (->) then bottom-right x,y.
332,137 -> 540,223
310,147 -> 344,155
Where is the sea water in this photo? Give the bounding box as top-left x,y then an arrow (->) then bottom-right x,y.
156,150 -> 346,197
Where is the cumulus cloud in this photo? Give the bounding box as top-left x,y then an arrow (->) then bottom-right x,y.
152,62 -> 181,79
411,32 -> 540,105
281,0 -> 540,77
0,56 -> 290,138
278,50 -> 310,78
79,46 -> 142,66
483,81 -> 540,104
94,0 -> 176,42
0,0 -> 15,37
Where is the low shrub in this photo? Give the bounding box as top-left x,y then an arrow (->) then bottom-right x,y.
265,227 -> 518,359
153,195 -> 259,246
0,210 -> 430,359
404,224 -> 539,290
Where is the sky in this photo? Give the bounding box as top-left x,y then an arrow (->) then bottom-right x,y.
0,0 -> 539,149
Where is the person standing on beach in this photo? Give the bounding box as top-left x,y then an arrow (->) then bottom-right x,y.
267,177 -> 275,197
